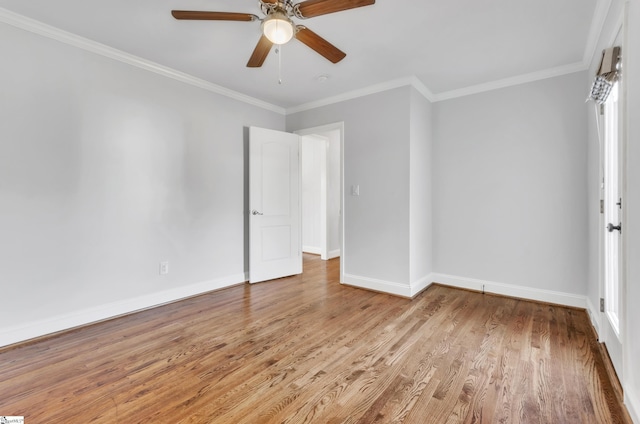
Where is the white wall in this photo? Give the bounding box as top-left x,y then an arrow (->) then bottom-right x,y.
287,87 -> 413,294
0,22 -> 284,346
409,88 -> 434,291
287,86 -> 434,296
326,129 -> 341,257
432,73 -> 589,303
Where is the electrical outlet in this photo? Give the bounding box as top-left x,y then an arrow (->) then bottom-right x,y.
160,261 -> 169,275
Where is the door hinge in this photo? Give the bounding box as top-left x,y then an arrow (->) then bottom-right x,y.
617,198 -> 622,209
600,199 -> 604,214
600,298 -> 605,313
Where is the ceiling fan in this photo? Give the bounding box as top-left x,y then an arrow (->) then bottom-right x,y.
171,0 -> 375,68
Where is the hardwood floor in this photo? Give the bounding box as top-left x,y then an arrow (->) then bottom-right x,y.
0,254 -> 630,423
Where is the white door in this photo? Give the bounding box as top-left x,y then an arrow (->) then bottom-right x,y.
602,78 -> 624,375
249,126 -> 302,283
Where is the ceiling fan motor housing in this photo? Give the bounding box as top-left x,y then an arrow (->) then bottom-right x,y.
261,10 -> 295,44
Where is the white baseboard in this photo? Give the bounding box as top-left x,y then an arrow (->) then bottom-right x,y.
302,246 -> 341,259
625,385 -> 640,424
586,297 -> 602,337
342,273 -> 412,297
430,273 -> 587,309
341,272 -> 434,298
302,246 -> 322,255
303,248 -> 340,260
341,272 -> 586,308
327,249 -> 341,260
411,273 -> 434,297
0,273 -> 246,348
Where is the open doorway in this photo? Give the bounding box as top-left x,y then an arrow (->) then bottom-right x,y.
296,123 -> 343,273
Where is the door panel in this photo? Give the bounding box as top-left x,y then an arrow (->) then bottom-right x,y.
262,143 -> 292,216
262,226 -> 292,261
249,127 -> 301,283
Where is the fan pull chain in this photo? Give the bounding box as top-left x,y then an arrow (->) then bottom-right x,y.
277,45 -> 283,85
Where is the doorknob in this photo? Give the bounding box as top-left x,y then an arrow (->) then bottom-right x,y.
607,223 -> 621,233
252,210 -> 263,216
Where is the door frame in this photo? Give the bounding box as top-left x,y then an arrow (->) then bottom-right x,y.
295,122 -> 344,280
598,21 -> 627,384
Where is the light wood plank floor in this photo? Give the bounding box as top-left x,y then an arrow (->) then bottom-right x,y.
0,254 -> 630,423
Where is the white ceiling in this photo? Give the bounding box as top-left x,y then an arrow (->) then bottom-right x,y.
0,0 -> 604,109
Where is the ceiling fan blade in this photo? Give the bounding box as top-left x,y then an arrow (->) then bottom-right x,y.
171,10 -> 258,21
295,26 -> 346,63
247,35 -> 274,68
294,0 -> 375,18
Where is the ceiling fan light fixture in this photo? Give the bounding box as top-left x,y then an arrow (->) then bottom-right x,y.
262,11 -> 294,44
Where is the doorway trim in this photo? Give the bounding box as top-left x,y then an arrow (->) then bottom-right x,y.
295,122 -> 344,282
596,16 -> 628,401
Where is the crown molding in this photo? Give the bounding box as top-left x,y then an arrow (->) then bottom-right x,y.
0,7 -> 285,115
409,77 -> 437,103
431,62 -> 588,102
286,76 -> 436,115
286,59 -> 589,111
